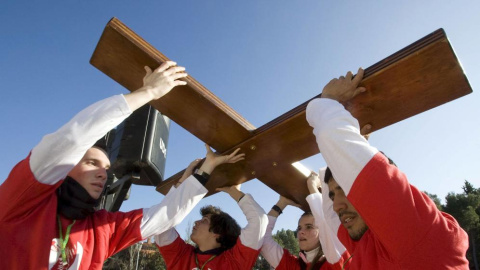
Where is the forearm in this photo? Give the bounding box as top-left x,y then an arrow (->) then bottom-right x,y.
260,216 -> 284,268
267,199 -> 289,218
306,98 -> 377,195
227,189 -> 245,202
123,86 -> 157,112
140,175 -> 207,238
306,98 -> 442,257
30,95 -> 131,184
307,181 -> 319,195
238,194 -> 268,250
306,193 -> 346,264
154,228 -> 179,247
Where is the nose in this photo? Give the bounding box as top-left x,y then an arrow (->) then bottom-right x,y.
333,196 -> 347,214
96,168 -> 108,181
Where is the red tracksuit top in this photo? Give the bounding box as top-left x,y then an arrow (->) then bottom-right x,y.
159,236 -> 260,270
0,95 -> 209,269
306,98 -> 469,269
0,155 -> 144,270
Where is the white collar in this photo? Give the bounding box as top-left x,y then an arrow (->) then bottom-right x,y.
302,246 -> 321,263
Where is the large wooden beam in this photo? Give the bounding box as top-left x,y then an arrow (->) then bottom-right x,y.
90,18 -> 254,153
91,18 -> 472,209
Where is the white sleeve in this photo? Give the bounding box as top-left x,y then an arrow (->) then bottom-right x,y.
164,185 -> 177,198
238,194 -> 269,250
260,216 -> 285,268
317,167 -> 342,242
154,228 -> 179,247
30,95 -> 132,185
306,98 -> 378,196
306,193 -> 346,264
140,175 -> 208,238
321,184 -> 342,238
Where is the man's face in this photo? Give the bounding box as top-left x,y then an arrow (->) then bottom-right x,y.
67,147 -> 110,199
297,214 -> 320,252
327,178 -> 368,240
190,214 -> 219,245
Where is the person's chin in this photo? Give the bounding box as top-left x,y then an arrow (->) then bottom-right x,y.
298,242 -> 312,251
89,191 -> 102,200
348,224 -> 367,241
190,235 -> 197,243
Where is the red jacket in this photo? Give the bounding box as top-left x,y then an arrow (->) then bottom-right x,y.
275,248 -> 351,270
306,98 -> 469,269
0,95 -> 209,269
0,156 -> 143,270
158,236 -> 260,270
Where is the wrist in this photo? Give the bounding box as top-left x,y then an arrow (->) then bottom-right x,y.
195,169 -> 210,180
199,161 -> 215,174
271,205 -> 283,215
307,182 -> 319,194
276,200 -> 288,209
137,85 -> 154,97
230,190 -> 244,202
139,85 -> 167,101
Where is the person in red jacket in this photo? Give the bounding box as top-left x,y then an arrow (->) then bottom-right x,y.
0,61 -> 245,270
156,184 -> 268,270
306,68 -> 470,269
261,172 -> 351,270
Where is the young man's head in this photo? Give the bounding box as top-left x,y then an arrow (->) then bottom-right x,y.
67,146 -> 110,200
324,153 -> 396,240
324,167 -> 368,240
190,205 -> 241,252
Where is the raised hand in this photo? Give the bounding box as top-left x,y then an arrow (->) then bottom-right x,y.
306,171 -> 322,194
199,145 -> 245,174
321,68 -> 366,103
268,195 -> 300,217
277,195 -> 301,209
176,159 -> 203,187
216,184 -> 244,202
143,61 -> 188,100
360,124 -> 372,140
124,61 -> 188,111
216,184 -> 241,193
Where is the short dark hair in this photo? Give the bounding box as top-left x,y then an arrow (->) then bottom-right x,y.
324,167 -> 333,185
380,151 -> 397,167
200,205 -> 241,250
323,151 -> 397,185
301,211 -> 313,218
93,136 -> 109,154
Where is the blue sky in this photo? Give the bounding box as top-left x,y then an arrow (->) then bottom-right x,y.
1,1 -> 479,238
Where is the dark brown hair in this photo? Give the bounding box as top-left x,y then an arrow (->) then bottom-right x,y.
324,151 -> 397,185
200,205 -> 241,250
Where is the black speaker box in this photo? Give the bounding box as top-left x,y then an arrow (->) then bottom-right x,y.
108,104 -> 170,186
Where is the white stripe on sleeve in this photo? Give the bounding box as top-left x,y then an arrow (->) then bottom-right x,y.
30,95 -> 131,185
306,98 -> 378,195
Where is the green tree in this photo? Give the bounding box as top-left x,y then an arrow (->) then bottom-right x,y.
103,240 -> 167,270
273,229 -> 299,255
425,191 -> 443,211
138,251 -> 167,270
441,181 -> 480,270
254,228 -> 299,270
103,247 -> 129,270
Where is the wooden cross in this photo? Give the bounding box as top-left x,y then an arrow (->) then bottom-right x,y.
90,18 -> 472,209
